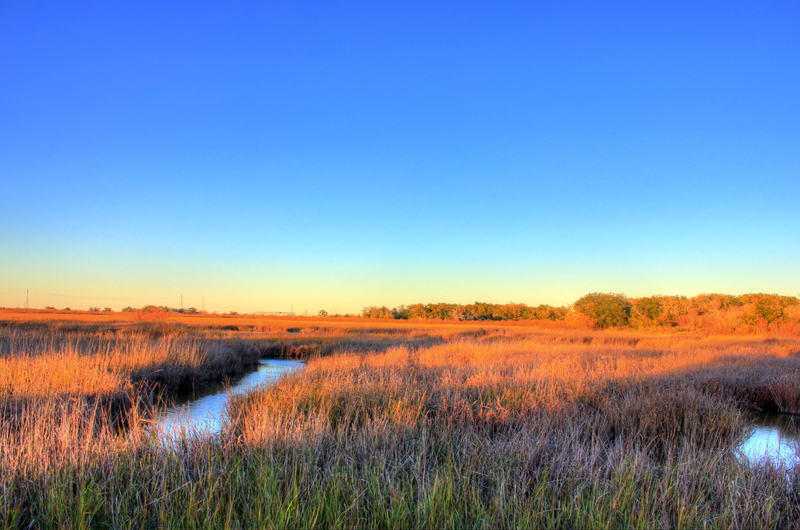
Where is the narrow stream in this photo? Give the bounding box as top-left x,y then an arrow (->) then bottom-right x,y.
155,362 -> 799,468
155,359 -> 305,439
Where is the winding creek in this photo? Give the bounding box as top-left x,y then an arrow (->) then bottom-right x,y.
154,360 -> 799,468
155,359 -> 305,439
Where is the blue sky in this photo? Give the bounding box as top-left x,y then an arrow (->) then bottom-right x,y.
1,1 -> 798,313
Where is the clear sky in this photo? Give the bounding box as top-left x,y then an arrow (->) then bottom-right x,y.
1,1 -> 798,314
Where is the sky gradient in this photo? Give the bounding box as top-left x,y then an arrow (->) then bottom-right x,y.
1,1 -> 799,314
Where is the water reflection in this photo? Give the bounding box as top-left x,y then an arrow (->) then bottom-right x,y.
738,412 -> 800,468
156,359 -> 305,439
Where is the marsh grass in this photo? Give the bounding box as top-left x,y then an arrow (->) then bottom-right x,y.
1,321 -> 799,528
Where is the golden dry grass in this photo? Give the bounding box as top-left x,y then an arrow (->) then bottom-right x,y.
0,318 -> 799,527
223,333 -> 800,527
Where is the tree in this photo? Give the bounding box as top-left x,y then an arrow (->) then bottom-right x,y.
361,306 -> 391,319
318,310 -> 328,317
751,294 -> 784,324
449,306 -> 465,321
407,304 -> 429,319
636,297 -> 662,320
574,293 -> 632,329
392,305 -> 411,319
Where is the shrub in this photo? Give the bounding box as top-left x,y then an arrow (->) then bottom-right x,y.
754,295 -> 783,324
574,292 -> 632,329
636,296 -> 662,320
362,306 -> 393,319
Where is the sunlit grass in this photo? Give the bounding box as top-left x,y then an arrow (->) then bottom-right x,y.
0,318 -> 798,528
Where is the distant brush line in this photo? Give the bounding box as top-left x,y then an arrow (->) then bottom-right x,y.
0,289 -> 278,315
22,291 -> 267,313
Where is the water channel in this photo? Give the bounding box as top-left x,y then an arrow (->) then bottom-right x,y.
155,359 -> 305,440
154,360 -> 799,467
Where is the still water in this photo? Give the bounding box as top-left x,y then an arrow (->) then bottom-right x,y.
155,361 -> 799,468
155,359 -> 305,439
738,412 -> 800,468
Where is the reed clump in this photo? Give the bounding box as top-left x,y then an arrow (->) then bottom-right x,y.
221,335 -> 800,528
0,324 -> 276,433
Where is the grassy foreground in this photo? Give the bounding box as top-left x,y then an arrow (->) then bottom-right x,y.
1,318 -> 799,528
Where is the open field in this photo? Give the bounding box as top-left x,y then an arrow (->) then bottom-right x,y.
1,312 -> 799,528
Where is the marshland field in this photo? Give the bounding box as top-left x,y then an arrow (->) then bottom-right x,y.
1,304 -> 799,529
5,0 -> 799,528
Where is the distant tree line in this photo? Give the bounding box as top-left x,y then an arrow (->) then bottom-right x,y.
361,293 -> 800,333
121,305 -> 205,315
361,302 -> 567,322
